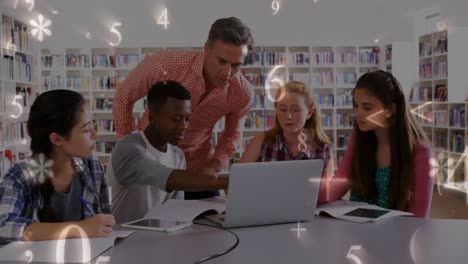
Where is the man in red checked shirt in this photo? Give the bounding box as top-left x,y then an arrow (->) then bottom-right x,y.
113,17 -> 254,199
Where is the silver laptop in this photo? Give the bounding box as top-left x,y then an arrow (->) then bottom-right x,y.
209,159 -> 323,228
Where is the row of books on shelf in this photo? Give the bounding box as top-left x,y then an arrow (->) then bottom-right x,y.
336,52 -> 357,65
66,76 -> 90,90
420,63 -> 432,79
312,51 -> 334,65
95,141 -> 116,154
432,62 -> 447,78
93,98 -> 113,111
41,75 -> 64,90
251,94 -> 275,109
3,86 -> 34,113
433,34 -> 448,54
336,112 -> 355,128
0,149 -> 30,177
450,133 -> 465,153
311,72 -> 334,87
243,113 -> 274,130
243,72 -> 263,86
317,94 -> 334,107
2,54 -> 32,82
414,109 -> 433,126
358,48 -> 379,65
433,110 -> 449,126
244,52 -> 302,66
336,134 -> 350,148
410,86 -> 431,102
409,85 -> 447,102
245,51 -> 355,66
65,54 -> 90,68
92,75 -> 124,90
115,54 -> 140,68
262,52 -> 288,66
336,72 -> 357,86
322,114 -> 333,127
384,46 -> 392,63
434,85 -> 447,102
41,53 -> 90,68
433,132 -> 448,149
2,121 -> 27,143
41,54 -> 64,68
244,49 -> 380,66
290,52 -> 310,66
92,54 -> 115,68
449,107 -> 466,127
419,42 -> 432,57
243,71 -> 357,88
95,119 -> 116,133
2,16 -> 32,53
335,90 -> 353,107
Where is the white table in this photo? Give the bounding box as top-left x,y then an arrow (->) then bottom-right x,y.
2,216 -> 468,264
84,216 -> 468,264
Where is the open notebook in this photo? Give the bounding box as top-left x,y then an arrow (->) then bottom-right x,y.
0,231 -> 134,263
145,199 -> 226,222
315,200 -> 413,223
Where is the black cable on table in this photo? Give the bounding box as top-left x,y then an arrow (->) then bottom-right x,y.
192,222 -> 240,264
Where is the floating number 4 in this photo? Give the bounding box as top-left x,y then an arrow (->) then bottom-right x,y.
157,8 -> 170,30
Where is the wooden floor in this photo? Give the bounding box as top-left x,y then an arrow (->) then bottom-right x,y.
430,187 -> 468,219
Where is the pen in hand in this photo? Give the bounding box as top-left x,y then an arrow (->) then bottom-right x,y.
80,196 -> 96,216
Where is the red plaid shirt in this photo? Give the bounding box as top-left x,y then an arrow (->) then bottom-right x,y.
113,49 -> 253,171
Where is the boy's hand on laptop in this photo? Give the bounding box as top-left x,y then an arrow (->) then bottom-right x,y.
217,176 -> 229,193
201,159 -> 221,173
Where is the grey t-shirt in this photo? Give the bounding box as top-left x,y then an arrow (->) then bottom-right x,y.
106,132 -> 186,223
50,175 -> 83,222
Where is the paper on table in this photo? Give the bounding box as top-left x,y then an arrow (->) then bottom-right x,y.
315,200 -> 413,223
0,230 -> 134,263
145,199 -> 226,222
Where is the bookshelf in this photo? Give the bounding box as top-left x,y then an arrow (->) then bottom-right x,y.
40,47 -> 148,168
411,28 -> 468,199
241,45 -> 381,169
0,10 -> 39,179
383,42 -> 414,97
39,45 -> 381,170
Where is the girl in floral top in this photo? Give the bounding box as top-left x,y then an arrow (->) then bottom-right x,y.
239,80 -> 334,179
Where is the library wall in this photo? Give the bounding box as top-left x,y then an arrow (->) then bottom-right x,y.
29,0 -> 413,48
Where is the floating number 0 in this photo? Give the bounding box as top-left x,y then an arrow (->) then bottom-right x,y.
157,8 -> 170,30
108,22 -> 122,47
56,225 -> 91,263
272,1 -> 280,15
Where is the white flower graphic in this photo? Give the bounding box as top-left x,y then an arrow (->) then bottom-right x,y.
27,154 -> 54,183
30,14 -> 51,42
430,152 -> 453,195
